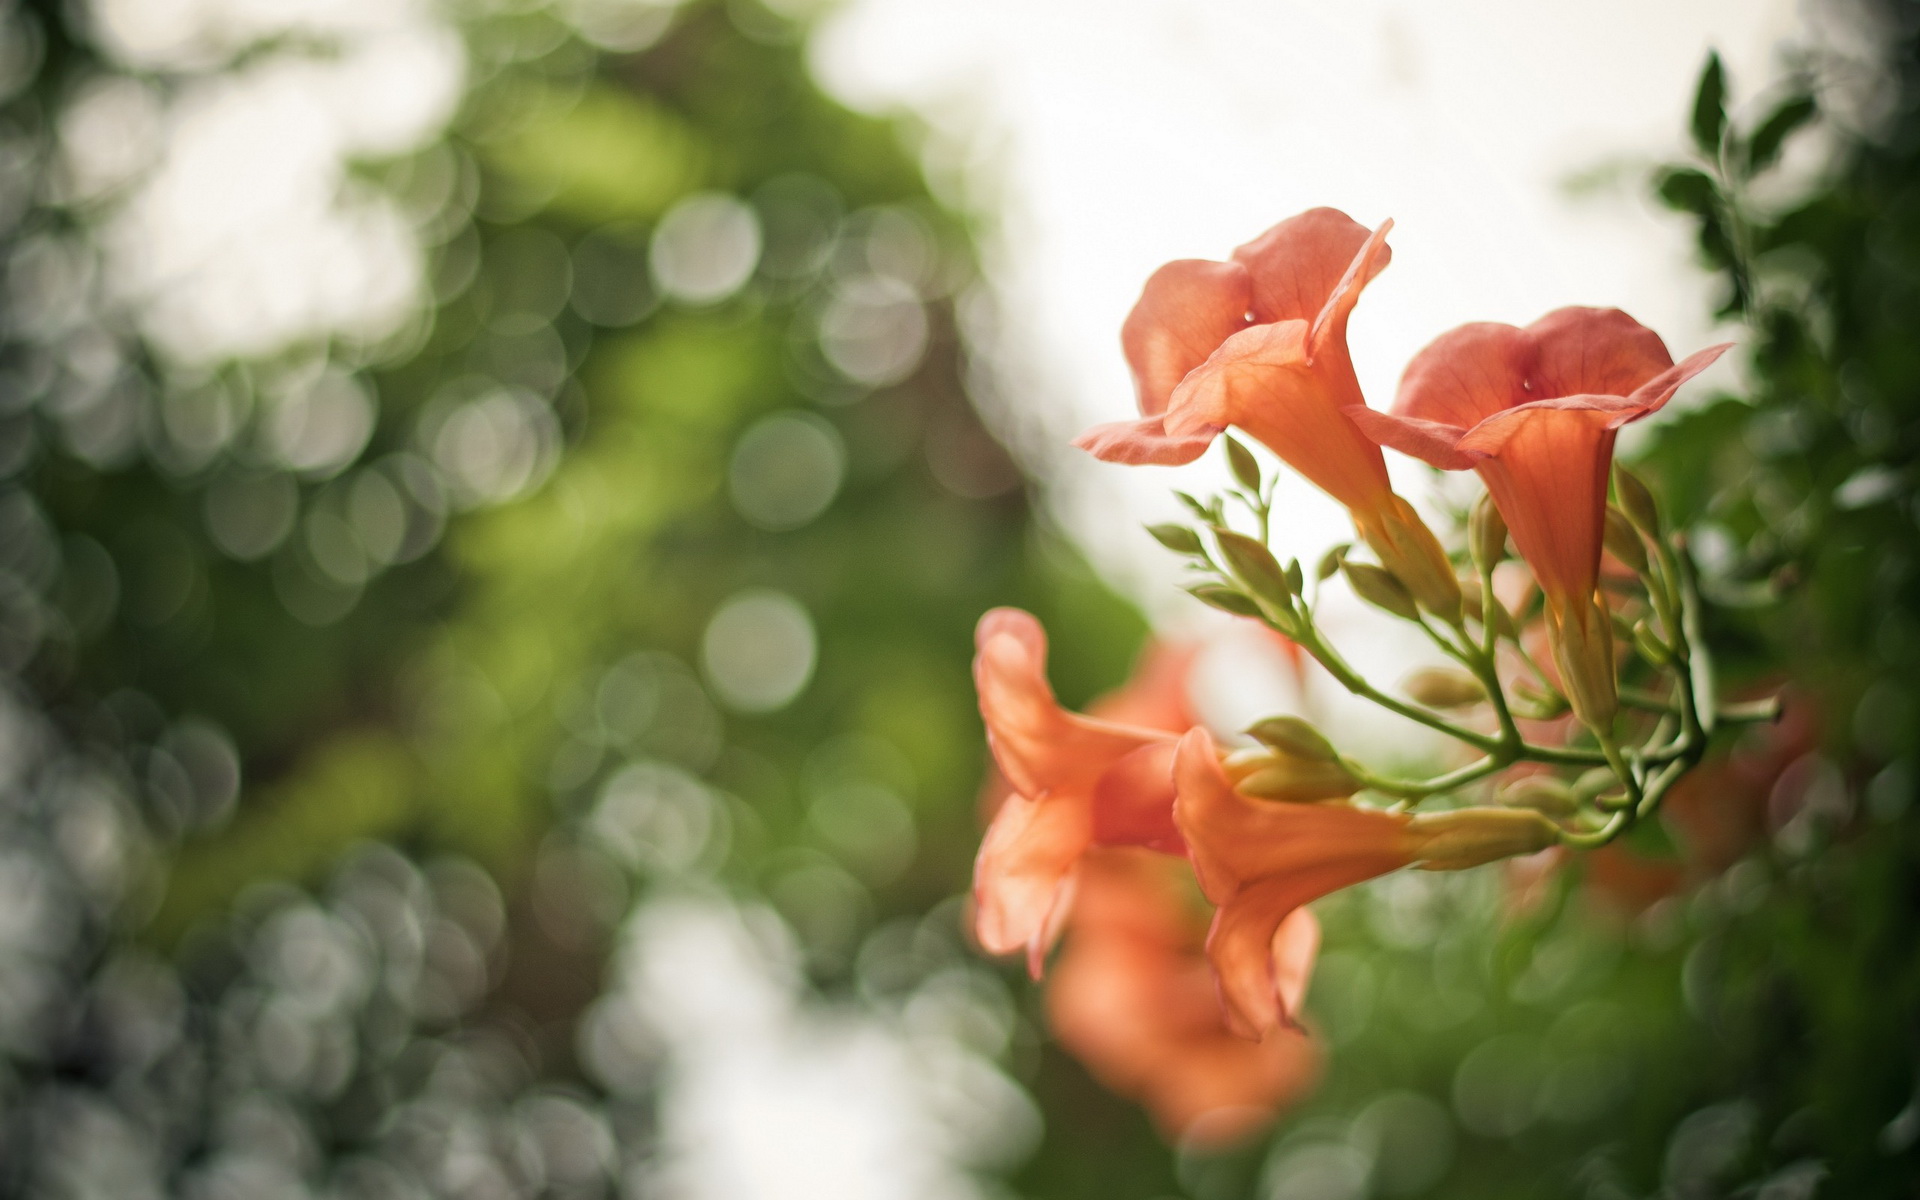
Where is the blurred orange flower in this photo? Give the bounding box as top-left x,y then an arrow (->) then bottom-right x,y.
1046,848 -> 1321,1147
1175,729 -> 1559,1038
971,609 -> 1193,976
1172,729 -> 1413,1037
1353,308 -> 1729,724
1075,208 -> 1396,518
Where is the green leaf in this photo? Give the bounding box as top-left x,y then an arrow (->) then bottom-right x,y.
1174,491 -> 1212,521
1213,529 -> 1293,605
1690,51 -> 1728,157
1316,542 -> 1352,582
1745,92 -> 1816,176
1146,523 -> 1206,557
1342,560 -> 1419,621
1224,436 -> 1262,492
1655,166 -> 1719,218
1187,585 -> 1263,618
1245,715 -> 1338,762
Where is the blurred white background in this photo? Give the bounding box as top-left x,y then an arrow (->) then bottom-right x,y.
812,0 -> 1815,755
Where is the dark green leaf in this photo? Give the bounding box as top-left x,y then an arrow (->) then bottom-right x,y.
1690,51 -> 1727,157
1655,166 -> 1718,217
1745,93 -> 1816,176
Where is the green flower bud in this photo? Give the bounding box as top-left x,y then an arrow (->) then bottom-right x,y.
1469,493 -> 1508,572
1343,560 -> 1420,621
1614,466 -> 1661,537
1402,666 -> 1486,709
1603,507 -> 1650,574
1497,775 -> 1579,817
1245,715 -> 1338,761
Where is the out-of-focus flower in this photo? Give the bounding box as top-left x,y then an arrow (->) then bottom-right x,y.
1175,729 -> 1557,1037
1077,208 -> 1459,618
1046,848 -> 1320,1147
1353,308 -> 1729,725
971,609 -> 1194,976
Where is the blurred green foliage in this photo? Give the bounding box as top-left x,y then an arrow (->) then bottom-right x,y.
3,0 -> 1920,1196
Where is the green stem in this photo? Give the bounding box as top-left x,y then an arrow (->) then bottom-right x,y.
1346,754 -> 1505,802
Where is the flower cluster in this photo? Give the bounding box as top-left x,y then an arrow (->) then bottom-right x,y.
967,207 -> 1775,1145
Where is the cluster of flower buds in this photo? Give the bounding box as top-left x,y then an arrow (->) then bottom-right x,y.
968,207 -> 1781,1145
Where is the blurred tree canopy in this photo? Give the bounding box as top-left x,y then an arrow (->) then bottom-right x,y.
0,0 -> 1917,1197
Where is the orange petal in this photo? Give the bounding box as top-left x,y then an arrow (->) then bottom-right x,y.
1045,849 -> 1323,1146
1165,321 -> 1393,514
973,608 -> 1166,800
1092,740 -> 1186,854
1074,413 -> 1220,465
1090,643 -> 1202,733
1525,306 -> 1673,399
1172,730 -> 1413,1037
1230,208 -> 1389,328
1620,342 -> 1733,419
1392,320 -> 1533,429
1173,729 -> 1411,904
1307,219 -> 1393,360
973,788 -> 1090,967
1348,408 -> 1476,471
1121,258 -> 1255,417
1457,404 -> 1619,610
1271,906 -> 1320,1019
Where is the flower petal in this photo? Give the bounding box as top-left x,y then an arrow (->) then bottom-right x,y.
1166,321 -> 1393,513
1309,219 -> 1393,359
1393,321 -> 1533,429
1348,408 -> 1477,470
1092,740 -> 1185,854
1075,413 -> 1219,465
1091,643 -> 1202,733
1173,730 -> 1414,1037
974,609 -> 1167,800
1045,850 -> 1322,1146
1174,729 -> 1412,904
1457,405 -> 1619,609
1231,208 -> 1388,327
973,788 -> 1090,965
1526,306 -> 1673,400
1121,258 -> 1255,417
1619,341 -> 1734,421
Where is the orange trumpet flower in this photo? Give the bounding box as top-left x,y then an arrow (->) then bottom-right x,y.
971,609 -> 1194,977
1352,308 -> 1730,724
1077,208 -> 1460,618
1046,848 -> 1321,1147
1174,729 -> 1557,1038
1077,208 -> 1395,516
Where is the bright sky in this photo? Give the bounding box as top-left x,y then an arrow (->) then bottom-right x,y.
810,0 -> 1808,752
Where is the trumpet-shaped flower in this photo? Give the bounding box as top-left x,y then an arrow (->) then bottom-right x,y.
1174,729 -> 1558,1037
1076,209 -> 1395,513
1351,308 -> 1730,723
972,608 -> 1195,976
1078,209 -> 1460,618
1046,848 -> 1321,1147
